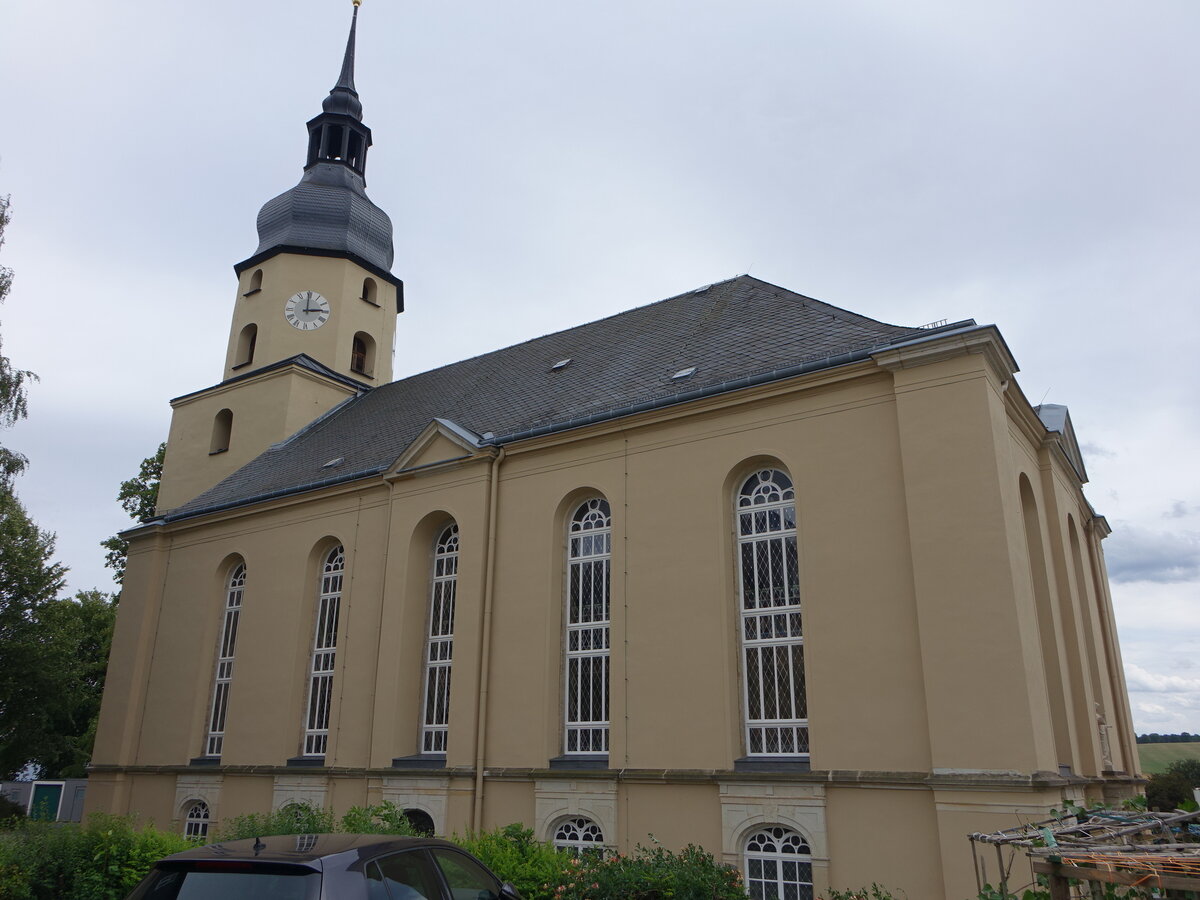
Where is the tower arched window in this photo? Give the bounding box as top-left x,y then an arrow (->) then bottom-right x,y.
235,323 -> 257,367
565,498 -> 611,755
304,546 -> 344,757
552,816 -> 605,857
421,523 -> 459,754
351,332 -> 375,376
245,268 -> 263,295
184,801 -> 210,840
361,277 -> 378,305
204,562 -> 246,757
210,409 -> 233,454
737,469 -> 807,757
743,826 -> 812,900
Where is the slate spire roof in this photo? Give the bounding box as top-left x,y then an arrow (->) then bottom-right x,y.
238,4 -> 393,277
166,276 -> 972,521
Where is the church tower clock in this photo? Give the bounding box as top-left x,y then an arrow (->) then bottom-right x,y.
156,3 -> 401,512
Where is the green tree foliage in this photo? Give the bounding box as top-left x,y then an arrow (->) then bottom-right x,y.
1166,757 -> 1200,786
101,442 -> 164,586
0,196 -> 37,489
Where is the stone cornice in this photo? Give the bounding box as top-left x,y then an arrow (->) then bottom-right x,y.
871,325 -> 1019,384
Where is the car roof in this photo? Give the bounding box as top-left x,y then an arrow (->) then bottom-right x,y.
163,833 -> 457,866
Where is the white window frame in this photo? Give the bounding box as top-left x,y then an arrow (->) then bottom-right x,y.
204,562 -> 246,757
552,815 -> 606,857
564,498 -> 611,755
737,469 -> 808,757
421,524 -> 459,754
743,826 -> 813,900
184,800 -> 210,840
303,546 -> 344,757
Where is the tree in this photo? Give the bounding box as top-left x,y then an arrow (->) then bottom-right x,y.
1166,758 -> 1200,787
0,196 -> 36,489
0,487 -> 68,778
101,442 -> 165,585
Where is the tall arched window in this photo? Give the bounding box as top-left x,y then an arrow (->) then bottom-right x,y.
565,498 -> 611,755
304,546 -> 344,757
421,523 -> 459,754
204,562 -> 246,757
210,409 -> 233,454
552,816 -> 605,857
246,268 -> 263,294
361,277 -> 378,304
737,469 -> 807,757
744,826 -> 812,900
184,801 -> 210,840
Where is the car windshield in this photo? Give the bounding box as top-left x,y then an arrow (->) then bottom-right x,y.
125,865 -> 320,900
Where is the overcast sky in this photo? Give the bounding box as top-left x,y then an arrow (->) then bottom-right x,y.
1,0 -> 1197,735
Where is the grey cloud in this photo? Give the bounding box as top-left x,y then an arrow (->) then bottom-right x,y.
1106,527 -> 1200,584
1164,500 -> 1194,519
1081,442 -> 1116,461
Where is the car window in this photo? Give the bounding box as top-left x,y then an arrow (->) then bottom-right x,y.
125,868 -> 319,900
430,849 -> 502,900
373,850 -> 443,900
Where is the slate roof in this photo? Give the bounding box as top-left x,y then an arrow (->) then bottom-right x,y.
165,275 -> 971,521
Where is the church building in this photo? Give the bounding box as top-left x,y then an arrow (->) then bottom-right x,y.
88,7 -> 1140,899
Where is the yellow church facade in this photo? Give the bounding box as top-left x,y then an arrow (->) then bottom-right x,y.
87,9 -> 1139,900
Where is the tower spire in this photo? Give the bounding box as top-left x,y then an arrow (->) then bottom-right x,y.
322,5 -> 363,121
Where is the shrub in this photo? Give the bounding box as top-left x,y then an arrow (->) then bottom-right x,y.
458,827 -> 745,900
213,800 -> 335,841
0,814 -> 190,900
0,796 -> 24,824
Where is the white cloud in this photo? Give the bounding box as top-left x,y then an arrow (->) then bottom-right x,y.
1125,664 -> 1200,694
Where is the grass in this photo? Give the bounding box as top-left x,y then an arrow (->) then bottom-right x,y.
1137,741 -> 1200,774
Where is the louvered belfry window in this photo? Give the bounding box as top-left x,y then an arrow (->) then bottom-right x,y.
204,563 -> 246,757
737,470 -> 808,756
304,546 -> 344,756
421,523 -> 459,754
565,498 -> 611,755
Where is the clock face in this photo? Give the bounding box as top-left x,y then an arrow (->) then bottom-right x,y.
284,291 -> 331,330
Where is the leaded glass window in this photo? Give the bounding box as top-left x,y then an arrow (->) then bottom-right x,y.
421,524 -> 459,754
204,562 -> 246,757
184,801 -> 210,839
565,498 -> 611,755
737,469 -> 808,757
553,816 -> 606,857
304,546 -> 344,756
744,826 -> 813,900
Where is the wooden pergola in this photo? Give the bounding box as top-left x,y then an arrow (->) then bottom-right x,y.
970,808 -> 1200,898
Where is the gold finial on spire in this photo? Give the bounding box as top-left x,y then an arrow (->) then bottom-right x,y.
352,0 -> 362,6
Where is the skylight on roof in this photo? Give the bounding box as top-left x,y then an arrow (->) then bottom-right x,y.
672,367 -> 697,379
322,456 -> 345,469
551,358 -> 572,371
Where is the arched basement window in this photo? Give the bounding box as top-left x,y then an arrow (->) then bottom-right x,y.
303,546 -> 344,757
744,826 -> 812,900
565,498 -> 611,755
184,801 -> 210,840
404,808 -> 435,836
421,523 -> 459,754
204,562 -> 246,757
351,332 -> 375,376
552,816 -> 605,857
210,409 -> 233,454
236,323 -> 257,367
737,469 -> 807,757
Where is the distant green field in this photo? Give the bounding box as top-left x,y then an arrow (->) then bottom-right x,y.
1137,741 -> 1200,774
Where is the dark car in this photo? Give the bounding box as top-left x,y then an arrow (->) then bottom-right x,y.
123,833 -> 523,900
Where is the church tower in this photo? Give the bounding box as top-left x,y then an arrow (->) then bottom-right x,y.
157,3 -> 401,512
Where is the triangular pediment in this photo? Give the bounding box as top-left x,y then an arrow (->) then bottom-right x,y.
388,418 -> 490,476
1036,403 -> 1088,483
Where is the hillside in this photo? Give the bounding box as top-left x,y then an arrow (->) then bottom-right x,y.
1137,741 -> 1200,775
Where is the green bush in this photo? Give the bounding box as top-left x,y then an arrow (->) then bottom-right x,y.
457,826 -> 746,900
0,814 -> 190,900
212,800 -> 335,841
0,797 -> 23,824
